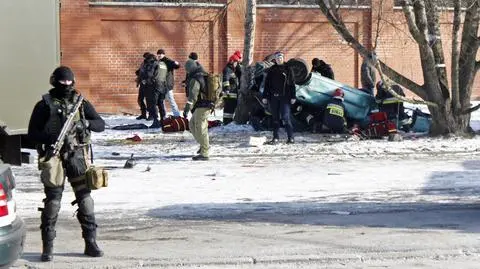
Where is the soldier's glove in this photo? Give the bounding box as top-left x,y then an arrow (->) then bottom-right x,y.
262,98 -> 268,105
75,119 -> 90,133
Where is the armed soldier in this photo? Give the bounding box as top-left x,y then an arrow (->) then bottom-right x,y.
28,66 -> 105,262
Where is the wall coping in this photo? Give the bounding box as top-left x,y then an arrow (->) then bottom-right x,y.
257,4 -> 370,9
89,2 -> 371,9
89,1 -> 225,8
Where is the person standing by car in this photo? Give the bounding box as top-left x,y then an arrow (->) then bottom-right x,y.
157,49 -> 181,118
262,51 -> 296,145
360,57 -> 376,95
27,66 -> 105,262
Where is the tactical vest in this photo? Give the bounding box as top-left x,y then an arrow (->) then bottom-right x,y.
157,61 -> 168,82
42,93 -> 91,149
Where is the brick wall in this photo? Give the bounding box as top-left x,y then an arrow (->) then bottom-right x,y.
61,0 -> 480,114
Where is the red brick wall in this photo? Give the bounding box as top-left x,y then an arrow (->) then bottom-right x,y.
60,0 -> 480,114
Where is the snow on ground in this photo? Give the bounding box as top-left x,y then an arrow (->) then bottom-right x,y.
12,106 -> 480,222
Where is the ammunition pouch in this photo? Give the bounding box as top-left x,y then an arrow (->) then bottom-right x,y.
85,166 -> 109,190
38,155 -> 65,188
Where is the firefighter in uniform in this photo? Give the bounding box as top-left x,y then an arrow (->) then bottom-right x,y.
221,54 -> 241,125
321,88 -> 348,133
375,81 -> 410,128
27,66 -> 105,262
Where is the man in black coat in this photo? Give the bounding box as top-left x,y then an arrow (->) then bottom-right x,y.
28,66 -> 105,262
311,58 -> 335,80
262,51 -> 296,144
135,52 -> 150,120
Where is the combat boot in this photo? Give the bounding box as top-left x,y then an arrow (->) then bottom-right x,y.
149,119 -> 162,129
41,240 -> 54,262
192,155 -> 209,161
84,238 -> 104,257
264,138 -> 279,145
136,114 -> 147,120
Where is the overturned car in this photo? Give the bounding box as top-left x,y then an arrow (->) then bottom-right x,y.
248,57 -> 431,137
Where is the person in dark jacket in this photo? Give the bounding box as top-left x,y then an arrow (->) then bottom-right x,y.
322,88 -> 348,133
139,53 -> 165,128
221,54 -> 241,124
157,49 -> 181,117
28,66 -> 105,262
311,58 -> 335,80
135,52 -> 151,120
262,51 -> 296,144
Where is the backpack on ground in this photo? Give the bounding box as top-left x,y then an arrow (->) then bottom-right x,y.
202,73 -> 222,108
140,60 -> 157,86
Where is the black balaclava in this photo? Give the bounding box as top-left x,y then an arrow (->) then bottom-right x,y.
50,66 -> 76,99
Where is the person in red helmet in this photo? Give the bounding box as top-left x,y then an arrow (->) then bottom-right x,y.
221,54 -> 241,124
321,88 -> 348,133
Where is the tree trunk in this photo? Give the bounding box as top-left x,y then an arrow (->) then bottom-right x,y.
429,103 -> 471,136
234,0 -> 256,124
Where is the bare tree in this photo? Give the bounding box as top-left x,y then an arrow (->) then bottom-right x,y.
234,0 -> 257,123
318,0 -> 480,136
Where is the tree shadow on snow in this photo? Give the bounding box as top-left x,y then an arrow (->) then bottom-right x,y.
147,201 -> 480,233
145,160 -> 480,233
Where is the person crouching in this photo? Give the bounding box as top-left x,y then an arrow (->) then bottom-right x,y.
321,88 -> 348,134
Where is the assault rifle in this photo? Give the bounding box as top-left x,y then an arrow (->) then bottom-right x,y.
47,95 -> 84,159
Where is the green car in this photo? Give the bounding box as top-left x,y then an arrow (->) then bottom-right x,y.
0,164 -> 25,269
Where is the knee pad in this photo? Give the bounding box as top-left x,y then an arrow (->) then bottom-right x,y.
43,199 -> 61,217
77,195 -> 94,216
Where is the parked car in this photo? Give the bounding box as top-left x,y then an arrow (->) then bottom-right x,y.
0,164 -> 26,269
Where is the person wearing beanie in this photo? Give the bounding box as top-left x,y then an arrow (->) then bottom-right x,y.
157,49 -> 181,117
183,58 -> 211,161
221,54 -> 241,125
134,52 -> 152,120
321,88 -> 348,133
262,51 -> 296,145
27,66 -> 106,262
311,57 -> 335,80
138,53 -> 165,128
188,52 -> 199,61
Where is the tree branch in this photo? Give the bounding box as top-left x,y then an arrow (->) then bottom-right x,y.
451,0 -> 462,112
401,0 -> 428,45
461,104 -> 480,115
376,62 -> 437,107
458,0 -> 480,105
317,0 -> 428,100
